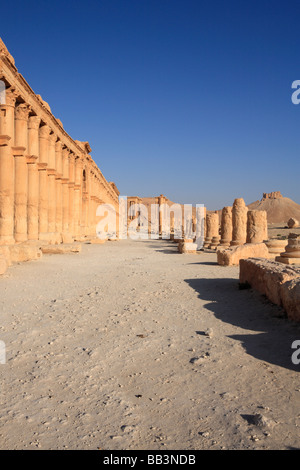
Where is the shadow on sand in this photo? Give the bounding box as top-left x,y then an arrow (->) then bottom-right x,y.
185,277 -> 300,372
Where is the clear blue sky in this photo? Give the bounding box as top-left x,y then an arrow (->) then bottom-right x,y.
1,0 -> 300,209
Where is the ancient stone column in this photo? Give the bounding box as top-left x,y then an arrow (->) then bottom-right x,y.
88,171 -> 96,237
209,212 -> 220,249
62,147 -> 70,234
38,125 -> 51,238
246,210 -> 268,244
55,140 -> 63,236
0,88 -> 17,244
220,206 -> 233,247
68,153 -> 75,237
13,146 -> 28,242
27,116 -> 40,240
231,198 -> 248,246
158,194 -> 165,237
14,103 -> 30,242
73,156 -> 83,239
81,165 -> 89,236
204,212 -> 219,248
47,133 -> 57,236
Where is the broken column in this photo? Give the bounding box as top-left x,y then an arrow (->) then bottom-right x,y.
230,198 -> 248,246
204,212 -> 219,249
246,210 -> 268,244
220,206 -> 232,247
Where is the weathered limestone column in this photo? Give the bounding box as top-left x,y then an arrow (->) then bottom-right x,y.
246,210 -> 268,244
204,212 -> 219,248
68,153 -> 75,237
62,147 -> 70,234
209,212 -> 220,249
0,88 -> 17,244
73,156 -> 83,239
81,165 -> 89,236
13,146 -> 27,242
27,116 -> 40,240
230,198 -> 248,246
38,124 -> 51,238
158,194 -> 165,237
88,171 -> 96,237
55,140 -> 63,236
220,206 -> 233,247
47,133 -> 57,236
14,103 -> 30,242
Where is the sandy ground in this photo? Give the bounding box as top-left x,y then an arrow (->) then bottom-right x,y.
0,238 -> 299,450
268,223 -> 300,238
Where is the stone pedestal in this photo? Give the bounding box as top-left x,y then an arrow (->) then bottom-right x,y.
276,235 -> 300,265
231,198 -> 248,246
265,238 -> 288,258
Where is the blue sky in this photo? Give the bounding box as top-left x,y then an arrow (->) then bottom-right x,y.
1,0 -> 300,209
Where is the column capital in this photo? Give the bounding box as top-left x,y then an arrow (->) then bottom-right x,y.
62,147 -> 70,157
49,132 -> 57,144
28,115 -> 41,130
39,124 -> 51,139
55,140 -> 63,152
15,103 -> 31,121
3,87 -> 18,107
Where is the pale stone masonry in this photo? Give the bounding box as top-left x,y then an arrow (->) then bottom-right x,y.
0,38 -> 120,248
239,258 -> 300,322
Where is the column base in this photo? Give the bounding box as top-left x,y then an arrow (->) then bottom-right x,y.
275,256 -> 300,265
39,232 -> 62,245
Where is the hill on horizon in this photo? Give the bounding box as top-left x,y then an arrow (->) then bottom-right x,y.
247,192 -> 300,224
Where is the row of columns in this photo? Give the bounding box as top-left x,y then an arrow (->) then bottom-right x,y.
203,198 -> 268,250
0,87 -> 117,245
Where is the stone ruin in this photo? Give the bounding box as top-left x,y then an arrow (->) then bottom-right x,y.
0,38 -> 120,275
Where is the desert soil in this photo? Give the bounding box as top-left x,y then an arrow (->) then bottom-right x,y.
0,238 -> 299,450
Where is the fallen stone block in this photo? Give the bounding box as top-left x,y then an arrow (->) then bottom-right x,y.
217,243 -> 269,266
41,244 -> 82,254
287,217 -> 299,229
9,243 -> 42,263
178,239 -> 198,253
89,238 -> 106,244
239,258 -> 300,321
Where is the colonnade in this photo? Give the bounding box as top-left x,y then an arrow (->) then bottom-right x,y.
0,40 -> 119,246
